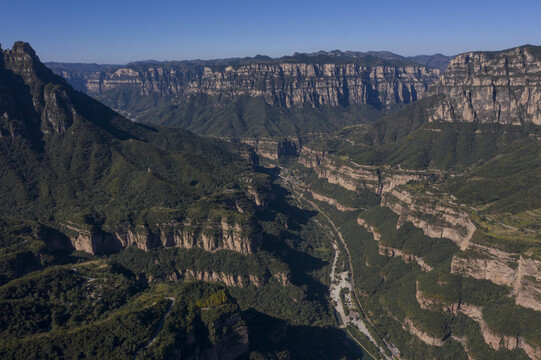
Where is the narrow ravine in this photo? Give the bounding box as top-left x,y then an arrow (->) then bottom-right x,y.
133,297 -> 175,360
289,187 -> 396,360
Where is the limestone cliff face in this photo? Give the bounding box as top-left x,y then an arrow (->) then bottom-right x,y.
358,218 -> 433,271
151,268 -> 290,287
1,42 -> 77,135
381,188 -> 476,251
415,281 -> 459,314
414,287 -> 541,359
309,190 -> 356,212
241,137 -> 301,160
299,147 -> 425,194
61,217 -> 262,256
299,147 -> 477,250
378,244 -> 433,272
460,304 -> 541,360
56,62 -> 439,110
451,244 -> 541,312
427,45 -> 541,125
403,318 -> 445,347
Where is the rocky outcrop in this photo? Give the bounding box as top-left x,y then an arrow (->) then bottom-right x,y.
54,61 -> 439,110
1,42 -> 77,135
413,286 -> 541,359
403,317 -> 445,347
358,218 -> 433,271
155,268 -> 290,287
416,281 -> 459,314
460,304 -> 541,360
164,269 -> 260,287
196,313 -> 249,360
300,147 -> 474,248
299,147 -> 425,194
381,188 -> 476,250
357,218 -> 381,241
180,312 -> 249,360
378,244 -> 433,272
241,137 -> 301,160
451,245 -> 541,311
61,217 -> 262,255
309,190 -> 356,211
427,45 -> 541,125
273,272 -> 291,286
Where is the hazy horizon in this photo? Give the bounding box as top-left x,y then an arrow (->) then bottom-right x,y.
2,0 -> 540,63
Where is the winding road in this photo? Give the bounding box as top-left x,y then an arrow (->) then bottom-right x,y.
133,297 -> 175,360
290,188 -> 396,360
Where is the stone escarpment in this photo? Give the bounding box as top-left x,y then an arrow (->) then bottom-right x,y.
149,269 -> 290,288
309,190 -> 356,212
358,218 -> 433,271
61,218 -> 262,255
451,245 -> 541,311
381,188 -> 476,251
1,42 -> 77,135
427,45 -> 541,125
415,285 -> 541,359
299,147 -> 425,194
299,148 -> 476,250
54,61 -> 439,110
378,244 -> 433,272
460,304 -> 541,360
241,137 -> 301,160
403,318 -> 445,347
415,281 -> 459,314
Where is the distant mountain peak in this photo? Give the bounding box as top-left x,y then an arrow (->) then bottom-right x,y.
1,42 -> 75,134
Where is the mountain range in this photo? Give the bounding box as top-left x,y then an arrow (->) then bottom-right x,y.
1,41 -> 540,360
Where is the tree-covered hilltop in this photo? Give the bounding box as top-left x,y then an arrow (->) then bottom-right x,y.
0,41 -> 274,254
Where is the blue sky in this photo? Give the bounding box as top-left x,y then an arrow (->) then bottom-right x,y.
1,0 -> 540,63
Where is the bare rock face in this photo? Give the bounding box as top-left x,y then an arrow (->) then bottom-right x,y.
378,244 -> 433,272
402,317 -> 445,347
309,190 -> 356,212
61,217 -> 262,256
2,42 -> 76,133
427,45 -> 541,125
451,245 -> 541,312
381,188 -> 476,251
300,146 -> 475,250
241,137 -> 301,160
415,281 -> 459,314
56,62 -> 439,110
459,304 -> 541,360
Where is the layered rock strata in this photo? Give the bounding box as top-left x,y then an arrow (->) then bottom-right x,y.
55,62 -> 440,110
460,304 -> 541,360
427,45 -> 541,125
415,286 -> 541,359
358,218 -> 433,271
240,137 -> 301,160
381,188 -> 476,250
451,244 -> 541,311
62,218 -> 262,255
309,190 -> 357,212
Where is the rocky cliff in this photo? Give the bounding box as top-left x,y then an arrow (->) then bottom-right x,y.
415,286 -> 541,359
54,60 -> 439,110
451,244 -> 541,311
240,137 -> 301,160
427,45 -> 541,125
62,217 -> 262,256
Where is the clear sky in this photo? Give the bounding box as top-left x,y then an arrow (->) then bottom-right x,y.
1,0 -> 540,64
